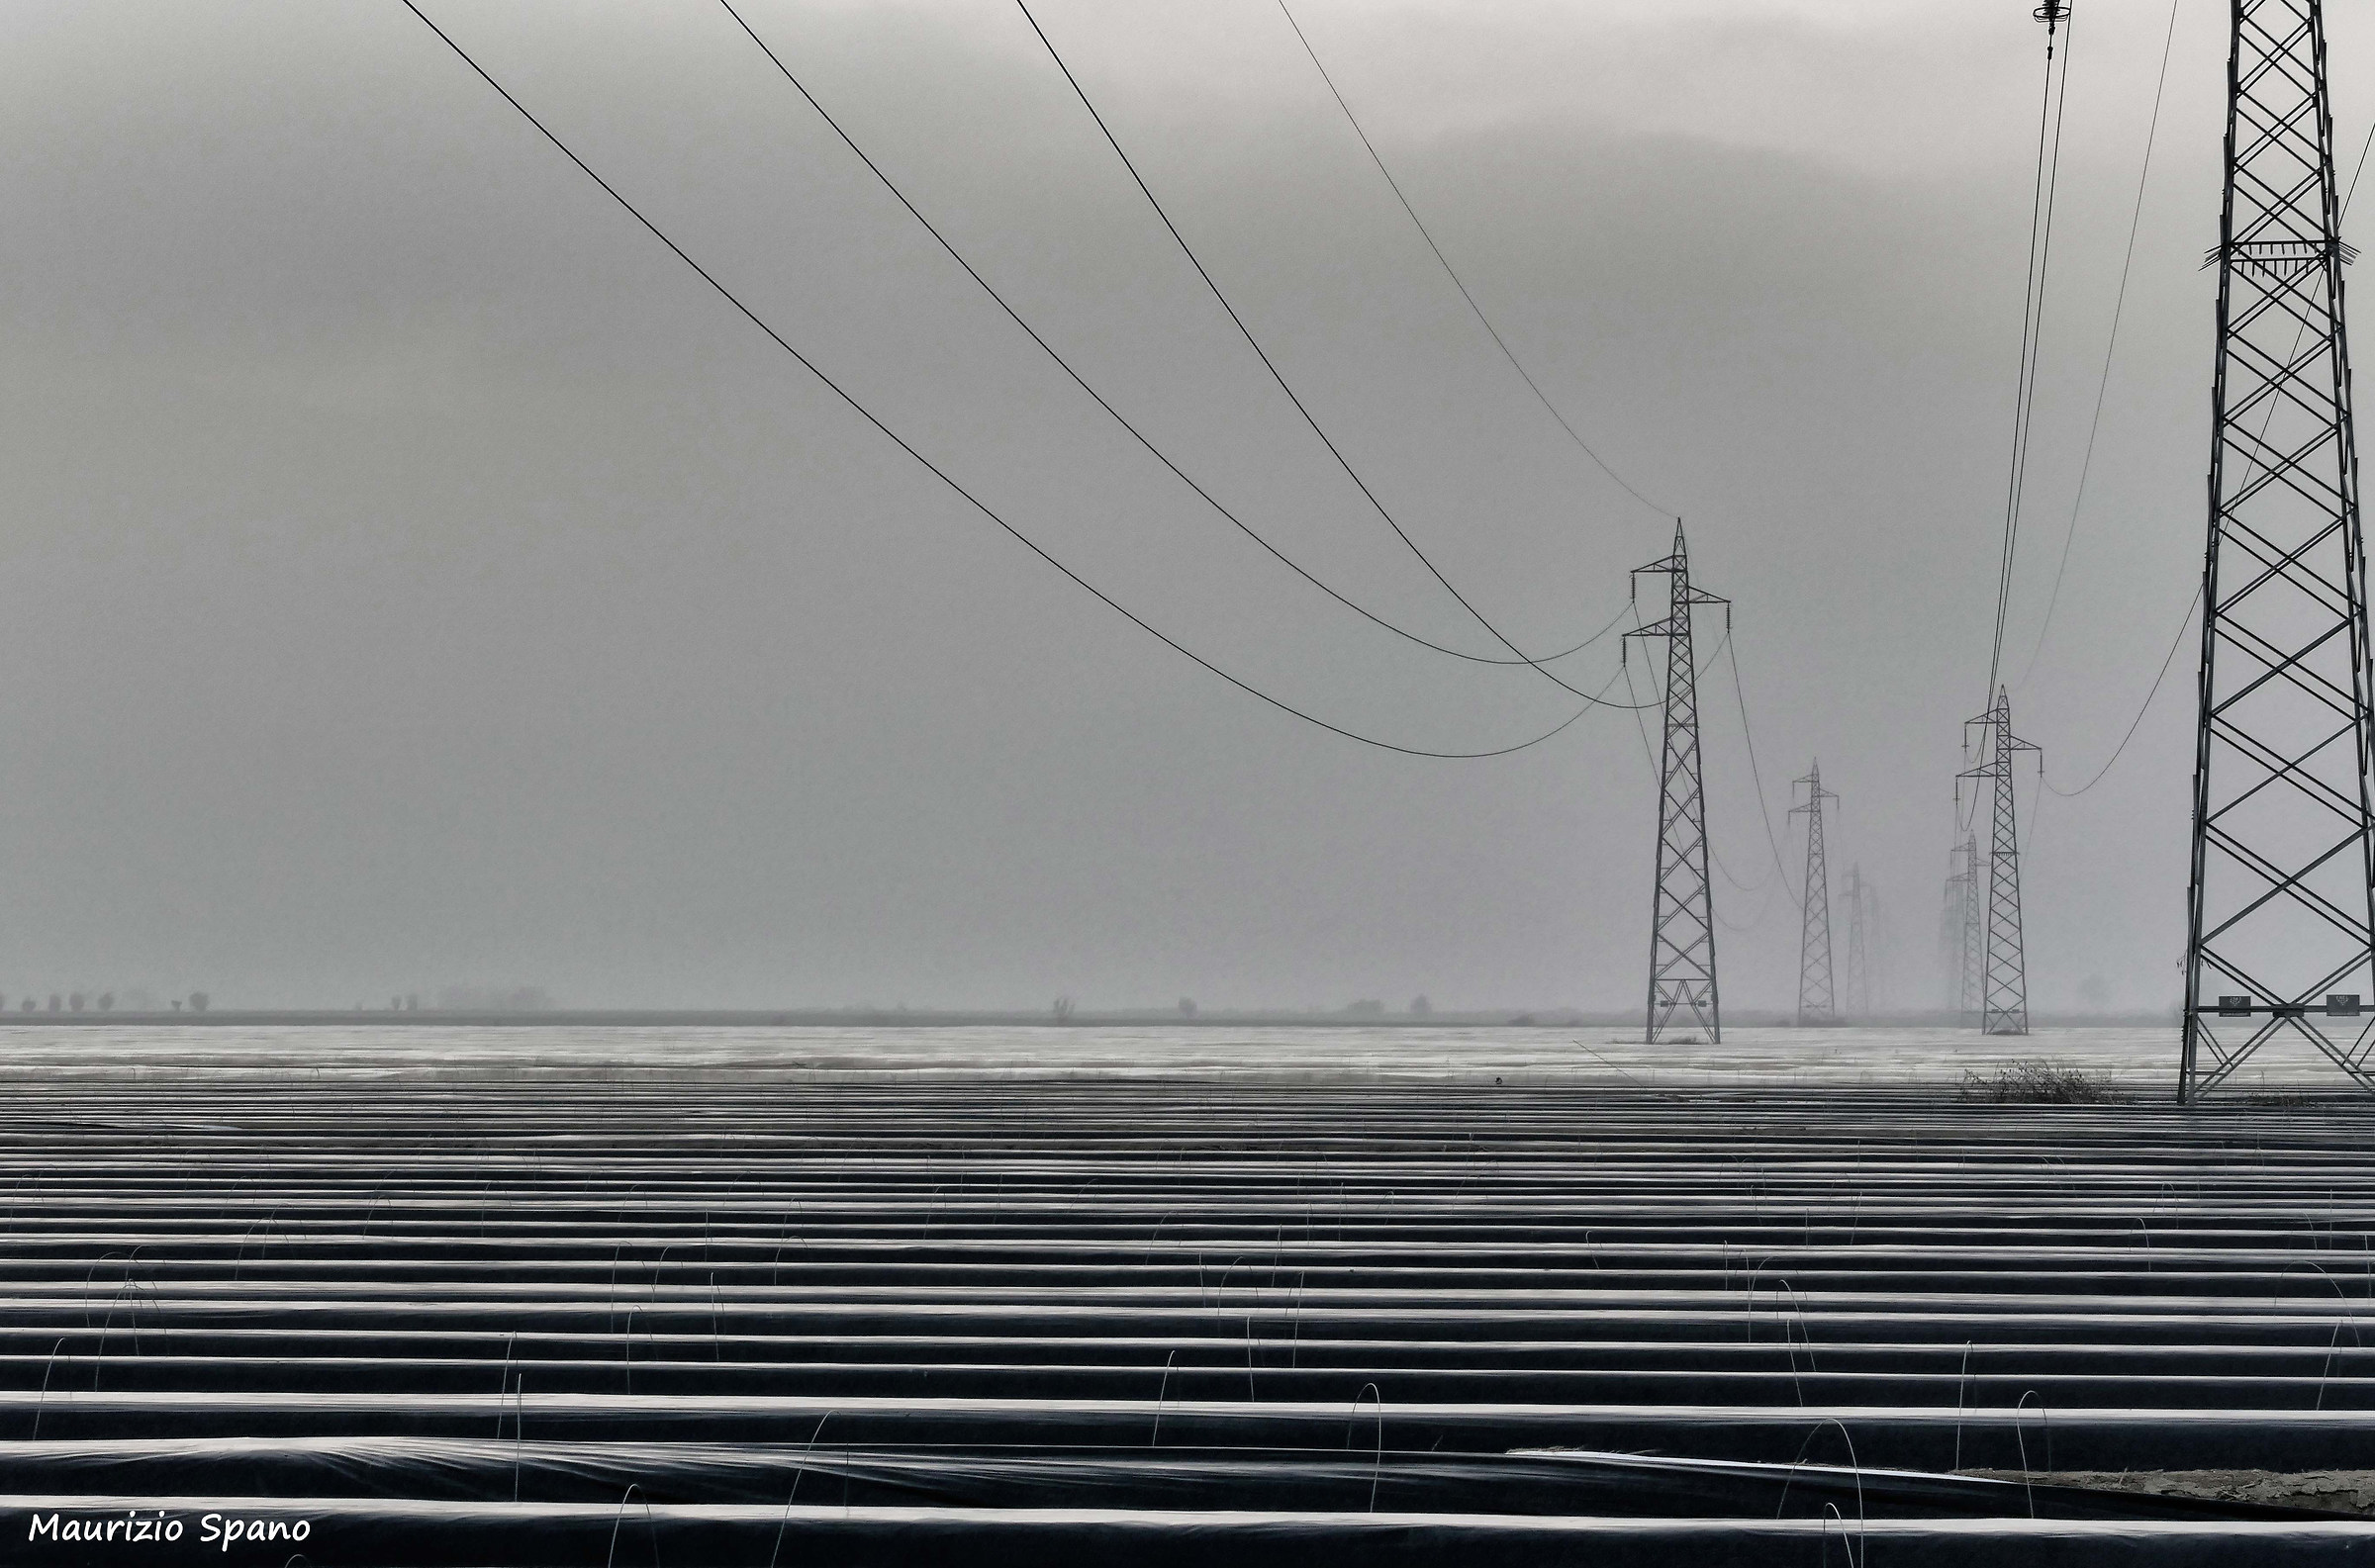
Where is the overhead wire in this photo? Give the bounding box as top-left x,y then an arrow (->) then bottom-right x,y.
1270,0 -> 1672,520
1618,616 -> 1662,785
1711,841 -> 1779,901
1670,632 -> 1778,899
2014,0 -> 2179,690
715,0 -> 1641,684
1724,633 -> 1800,905
1623,619 -> 1773,903
1010,0 -> 1622,704
2034,108 -> 2375,796
2041,574 -> 2198,800
1985,8 -> 2078,702
396,1 -> 1616,760
1712,873 -> 1786,934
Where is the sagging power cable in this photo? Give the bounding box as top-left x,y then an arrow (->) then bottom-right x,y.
2034,106 -> 2375,795
2044,588 -> 2199,797
1621,625 -> 1774,901
1725,633 -> 1799,904
1011,0 -> 1622,705
2016,0 -> 2177,690
1985,3 -> 2077,702
716,0 -> 1640,684
397,2 -> 1617,759
1272,0 -> 1672,521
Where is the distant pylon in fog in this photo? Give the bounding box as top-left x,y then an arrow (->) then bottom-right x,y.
1843,866 -> 1872,1019
1960,688 -> 2038,1036
1942,832 -> 1982,1019
1793,763 -> 1840,1026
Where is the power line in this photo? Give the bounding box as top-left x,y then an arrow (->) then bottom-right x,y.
1680,625 -> 1781,902
1712,870 -> 1786,934
2016,0 -> 2177,690
2042,586 -> 2198,797
396,1 -> 1612,761
1723,632 -> 1799,904
1622,618 -> 1769,893
1271,0 -> 1672,520
2029,109 -> 2375,796
1619,611 -> 1661,781
716,0 -> 1640,688
1986,11 -> 2077,702
1010,0 -> 1618,704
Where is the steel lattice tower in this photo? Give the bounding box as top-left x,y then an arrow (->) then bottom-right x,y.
1961,832 -> 1984,1019
1793,764 -> 1840,1027
1940,855 -> 1967,1013
2182,0 -> 2375,1098
1961,689 -> 2038,1037
1629,522 -> 1731,1044
1942,832 -> 1984,1020
1842,865 -> 1872,1018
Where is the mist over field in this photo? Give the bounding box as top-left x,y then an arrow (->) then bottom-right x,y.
0,0 -> 2307,1015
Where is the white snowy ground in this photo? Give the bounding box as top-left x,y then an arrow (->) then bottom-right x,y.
0,1021 -> 2343,1092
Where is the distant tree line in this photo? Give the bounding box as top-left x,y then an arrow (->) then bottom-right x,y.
2,991 -> 207,1014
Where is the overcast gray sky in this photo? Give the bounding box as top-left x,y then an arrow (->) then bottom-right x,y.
3,0 -> 2360,1013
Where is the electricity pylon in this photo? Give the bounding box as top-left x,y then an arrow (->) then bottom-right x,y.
1628,522 -> 1730,1044
1961,688 -> 2039,1036
1940,853 -> 1967,1013
1941,833 -> 1983,1019
2182,0 -> 2375,1098
1792,763 -> 1840,1026
1957,831 -> 1983,1020
1842,866 -> 1872,1018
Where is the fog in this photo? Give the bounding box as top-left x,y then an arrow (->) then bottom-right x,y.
0,0 -> 2342,1013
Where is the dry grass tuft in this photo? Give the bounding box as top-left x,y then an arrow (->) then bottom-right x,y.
1959,1059 -> 2118,1103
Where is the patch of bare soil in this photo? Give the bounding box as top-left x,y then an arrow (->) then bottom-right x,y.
1967,1470 -> 2375,1518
